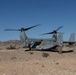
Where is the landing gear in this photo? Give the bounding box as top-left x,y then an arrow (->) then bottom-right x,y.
73,43 -> 76,53
57,45 -> 63,54
28,43 -> 31,51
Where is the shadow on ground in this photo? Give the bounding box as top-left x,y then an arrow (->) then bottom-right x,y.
25,49 -> 74,53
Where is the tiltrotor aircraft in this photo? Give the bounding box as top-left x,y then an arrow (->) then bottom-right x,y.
5,25 -> 75,54
37,26 -> 75,54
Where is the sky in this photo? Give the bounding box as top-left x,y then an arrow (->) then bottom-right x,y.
0,0 -> 76,41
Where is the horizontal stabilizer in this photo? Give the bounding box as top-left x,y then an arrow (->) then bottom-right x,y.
69,33 -> 75,42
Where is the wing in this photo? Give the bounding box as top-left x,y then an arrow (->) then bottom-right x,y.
36,40 -> 55,50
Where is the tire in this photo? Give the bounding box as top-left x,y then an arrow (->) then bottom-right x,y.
58,46 -> 63,54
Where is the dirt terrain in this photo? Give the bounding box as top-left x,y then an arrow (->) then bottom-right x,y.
0,40 -> 76,75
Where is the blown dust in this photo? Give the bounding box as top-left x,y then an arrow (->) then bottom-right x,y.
0,40 -> 76,75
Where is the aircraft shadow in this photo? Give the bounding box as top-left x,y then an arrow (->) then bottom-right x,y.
39,49 -> 73,53
62,50 -> 74,53
25,49 -> 74,53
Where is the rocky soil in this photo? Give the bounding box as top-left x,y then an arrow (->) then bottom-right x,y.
0,40 -> 76,75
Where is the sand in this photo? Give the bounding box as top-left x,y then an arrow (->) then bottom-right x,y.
0,46 -> 76,75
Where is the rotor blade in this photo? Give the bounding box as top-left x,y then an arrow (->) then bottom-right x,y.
56,26 -> 63,31
4,29 -> 20,31
4,24 -> 41,31
23,24 -> 41,31
40,32 -> 53,35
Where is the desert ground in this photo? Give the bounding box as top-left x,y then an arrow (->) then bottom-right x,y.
0,40 -> 76,75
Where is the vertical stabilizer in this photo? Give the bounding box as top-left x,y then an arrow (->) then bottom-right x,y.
69,33 -> 75,42
68,33 -> 75,53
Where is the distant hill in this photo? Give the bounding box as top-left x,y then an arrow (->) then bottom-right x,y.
0,40 -> 22,50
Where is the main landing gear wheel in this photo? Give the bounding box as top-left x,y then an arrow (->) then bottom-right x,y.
73,43 -> 76,53
57,46 -> 63,54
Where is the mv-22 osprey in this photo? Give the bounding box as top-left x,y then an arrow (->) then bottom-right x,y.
5,25 -> 75,54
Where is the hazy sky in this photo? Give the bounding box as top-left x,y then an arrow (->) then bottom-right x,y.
0,0 -> 76,41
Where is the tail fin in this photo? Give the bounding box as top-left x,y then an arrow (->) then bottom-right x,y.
57,32 -> 64,45
20,31 -> 28,47
68,33 -> 75,52
69,33 -> 75,43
